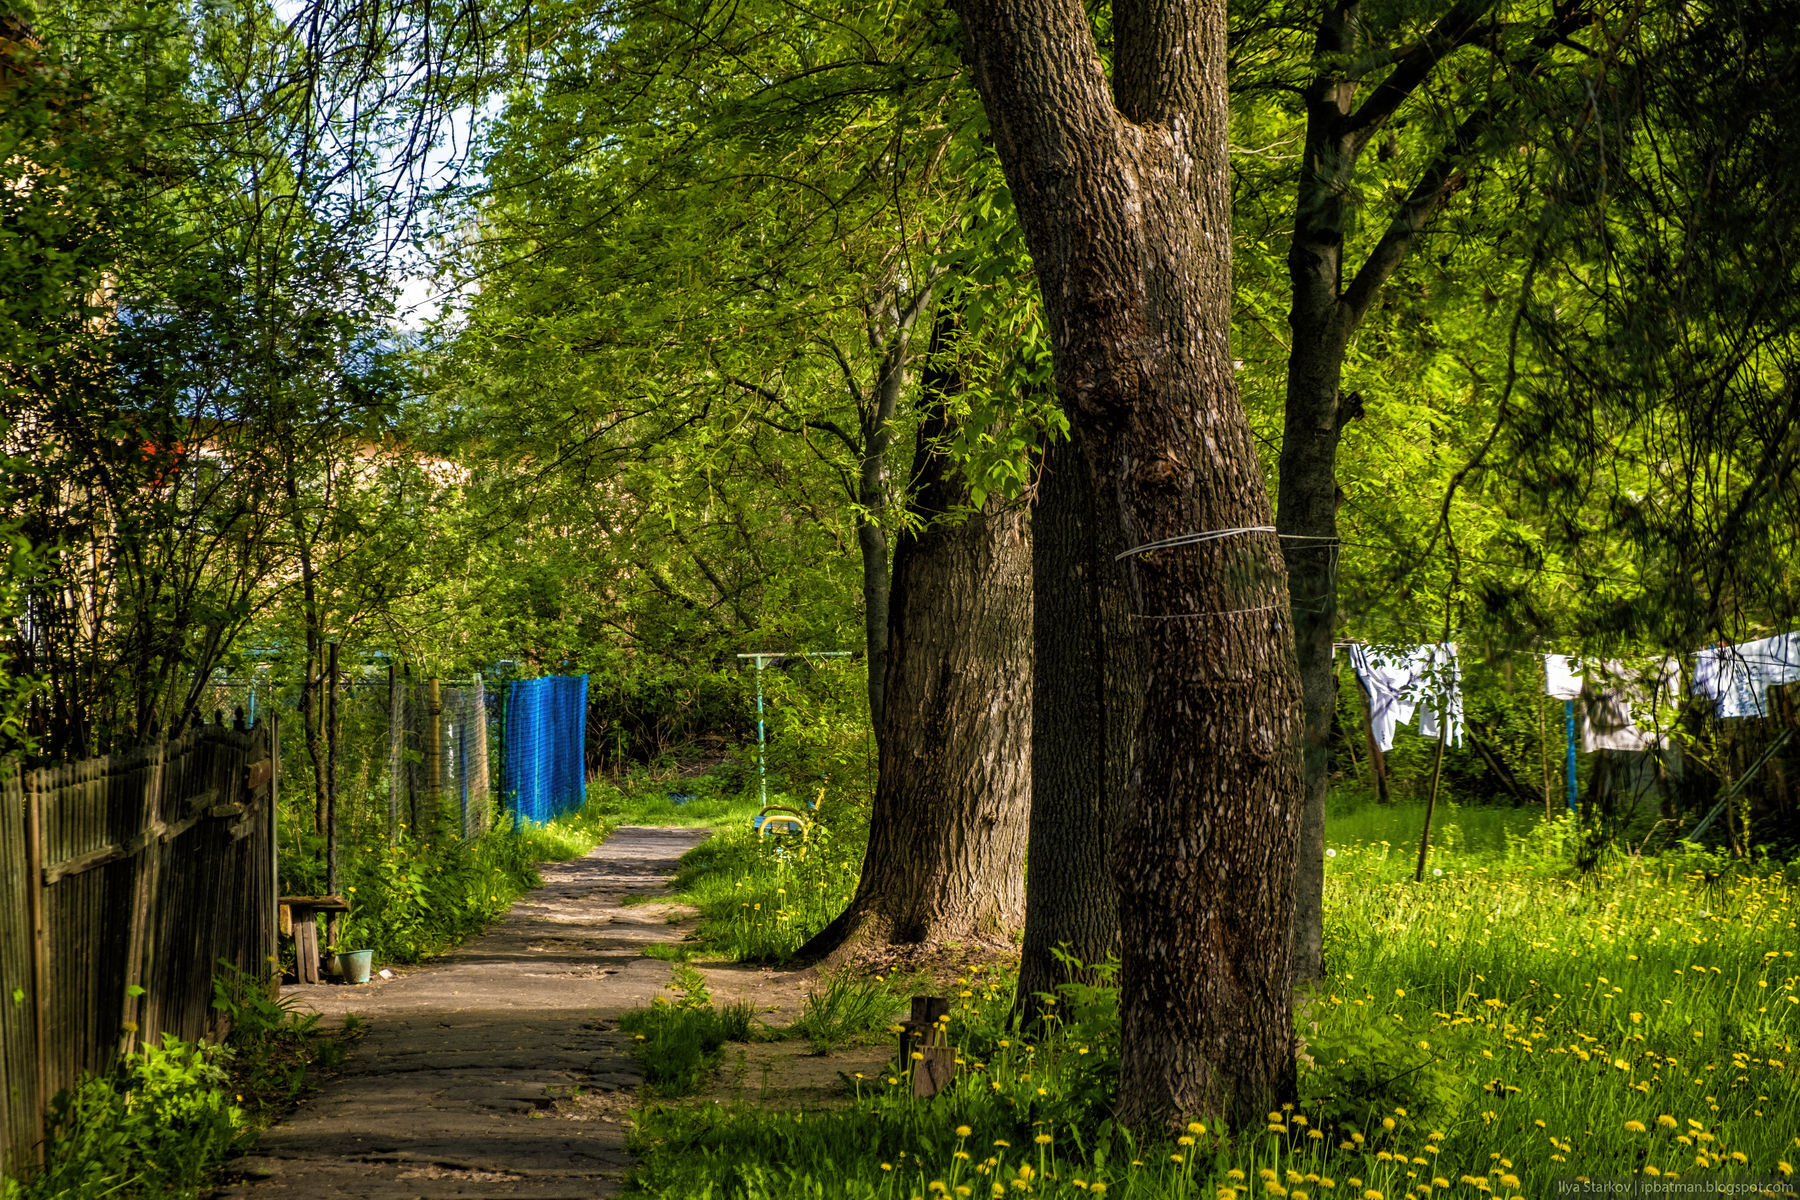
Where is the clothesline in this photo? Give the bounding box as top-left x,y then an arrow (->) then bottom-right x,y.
1343,631 -> 1800,763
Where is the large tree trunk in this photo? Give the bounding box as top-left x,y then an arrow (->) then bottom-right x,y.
797,327 -> 1033,964
1274,0 -> 1506,985
955,0 -> 1307,1131
855,510 -> 891,732
1275,68 -> 1357,981
1015,432 -> 1135,1018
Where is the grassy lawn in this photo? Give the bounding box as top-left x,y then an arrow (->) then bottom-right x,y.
621,796 -> 1800,1199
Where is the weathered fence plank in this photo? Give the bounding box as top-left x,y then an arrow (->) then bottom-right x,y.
0,768 -> 38,1177
0,719 -> 277,1177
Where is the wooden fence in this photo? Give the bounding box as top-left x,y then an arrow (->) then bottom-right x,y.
0,717 -> 278,1178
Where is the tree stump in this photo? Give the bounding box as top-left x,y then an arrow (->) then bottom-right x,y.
900,996 -> 956,1099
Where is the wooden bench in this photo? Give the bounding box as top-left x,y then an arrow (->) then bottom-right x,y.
278,895 -> 351,984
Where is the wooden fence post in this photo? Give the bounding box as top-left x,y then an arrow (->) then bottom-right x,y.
900,996 -> 956,1099
425,677 -> 443,837
404,663 -> 419,837
469,674 -> 490,836
120,740 -> 166,1057
325,642 -> 340,948
23,767 -> 47,1162
387,661 -> 402,845
0,761 -> 41,1174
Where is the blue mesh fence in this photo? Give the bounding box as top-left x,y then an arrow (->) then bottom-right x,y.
502,675 -> 588,824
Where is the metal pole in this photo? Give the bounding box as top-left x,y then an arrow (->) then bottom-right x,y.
734,651 -> 854,810
1564,699 -> 1579,813
756,655 -> 768,807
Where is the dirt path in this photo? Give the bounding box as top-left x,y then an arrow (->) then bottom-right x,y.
215,825 -> 714,1200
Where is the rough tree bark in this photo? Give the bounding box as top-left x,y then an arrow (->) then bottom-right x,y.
797,315 -> 1033,963
1015,431 -> 1137,1018
855,388 -> 897,734
954,0 -> 1307,1129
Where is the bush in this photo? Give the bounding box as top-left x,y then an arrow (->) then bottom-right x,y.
14,1036 -> 242,1199
4,965 -> 346,1200
330,819 -> 544,963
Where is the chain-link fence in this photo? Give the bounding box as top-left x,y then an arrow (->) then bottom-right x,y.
200,666 -> 496,844
501,674 -> 587,823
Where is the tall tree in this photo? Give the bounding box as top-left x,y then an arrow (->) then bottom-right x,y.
444,0 -> 961,742
798,304 -> 1035,961
954,0 -> 1306,1130
1245,0 -> 1595,981
1,0 -> 406,757
447,0 -> 1062,961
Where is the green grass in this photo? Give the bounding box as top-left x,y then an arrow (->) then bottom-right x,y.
328,770 -> 763,966
1325,791 -> 1542,861
619,964 -> 756,1096
622,794 -> 1800,1199
790,971 -> 915,1054
647,786 -> 868,962
642,942 -> 697,962
586,781 -> 763,829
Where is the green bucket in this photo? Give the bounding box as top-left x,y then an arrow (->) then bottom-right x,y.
335,950 -> 374,985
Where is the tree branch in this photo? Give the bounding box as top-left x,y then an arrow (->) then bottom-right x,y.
1340,0 -> 1498,157
1338,106 -> 1486,328
1339,0 -> 1596,329
728,376 -> 864,456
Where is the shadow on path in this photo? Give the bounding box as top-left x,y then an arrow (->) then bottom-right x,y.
213,825 -> 711,1199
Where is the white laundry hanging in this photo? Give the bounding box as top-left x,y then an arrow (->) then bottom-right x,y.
1543,654 -> 1680,751
1579,658 -> 1680,753
1543,654 -> 1584,701
1693,632 -> 1800,719
1348,643 -> 1463,752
